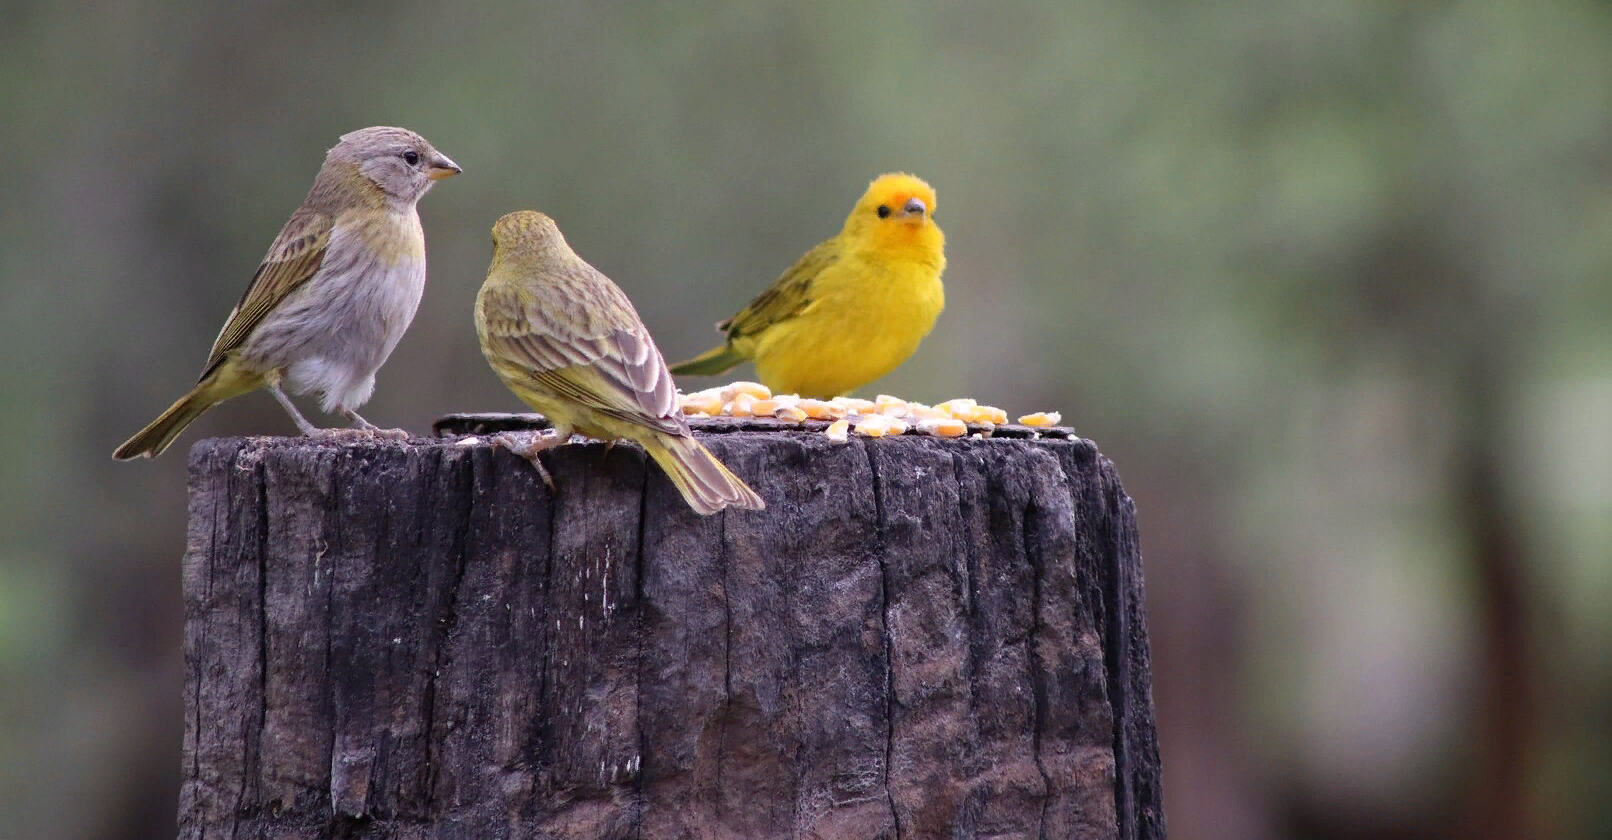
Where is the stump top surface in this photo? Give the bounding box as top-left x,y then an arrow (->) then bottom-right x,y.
433,411 -> 1082,441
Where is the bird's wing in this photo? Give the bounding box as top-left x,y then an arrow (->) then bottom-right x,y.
202,207 -> 333,379
720,239 -> 839,338
480,270 -> 685,436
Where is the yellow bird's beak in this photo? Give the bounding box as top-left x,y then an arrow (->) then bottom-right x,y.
427,154 -> 463,180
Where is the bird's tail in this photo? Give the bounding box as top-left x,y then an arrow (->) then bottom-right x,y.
669,344 -> 744,377
645,434 -> 765,515
113,363 -> 258,460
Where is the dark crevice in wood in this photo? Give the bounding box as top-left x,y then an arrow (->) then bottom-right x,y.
950,448 -> 976,616
1024,494 -> 1053,840
1105,477 -> 1136,840
716,508 -> 731,821
248,455 -> 267,826
421,452 -> 473,822
537,448 -> 560,803
632,467 -> 650,840
322,466 -> 343,821
863,441 -> 904,840
192,453 -> 214,829
329,813 -> 371,839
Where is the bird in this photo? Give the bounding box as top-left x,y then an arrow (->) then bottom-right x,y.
113,126 -> 460,460
474,210 -> 764,515
670,172 -> 946,398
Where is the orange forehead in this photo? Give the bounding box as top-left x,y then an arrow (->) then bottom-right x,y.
861,173 -> 937,212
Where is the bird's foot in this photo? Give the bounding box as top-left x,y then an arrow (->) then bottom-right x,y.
305,426 -> 410,442
342,411 -> 410,440
491,430 -> 566,490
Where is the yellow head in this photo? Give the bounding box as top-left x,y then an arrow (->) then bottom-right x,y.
840,173 -> 943,256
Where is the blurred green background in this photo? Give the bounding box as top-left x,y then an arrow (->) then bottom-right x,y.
4,1 -> 1611,838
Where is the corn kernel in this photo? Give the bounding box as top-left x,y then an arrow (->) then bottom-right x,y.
917,418 -> 967,437
748,399 -> 781,418
680,393 -> 723,417
723,393 -> 759,417
825,418 -> 850,443
955,404 -> 1008,425
831,397 -> 877,414
935,398 -> 977,417
909,404 -> 949,421
720,381 -> 772,402
774,405 -> 808,423
853,415 -> 895,437
1017,411 -> 1062,427
800,399 -> 839,420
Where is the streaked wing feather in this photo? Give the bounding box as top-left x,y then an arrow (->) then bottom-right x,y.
607,327 -> 678,417
482,283 -> 684,436
202,208 -> 333,378
721,240 -> 838,338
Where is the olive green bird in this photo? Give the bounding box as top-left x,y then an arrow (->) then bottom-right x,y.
475,210 -> 765,515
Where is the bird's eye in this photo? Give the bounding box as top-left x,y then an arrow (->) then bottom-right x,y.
876,205 -> 892,219
402,150 -> 421,166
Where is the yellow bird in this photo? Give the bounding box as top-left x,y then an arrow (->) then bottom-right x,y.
475,211 -> 764,515
671,173 -> 946,398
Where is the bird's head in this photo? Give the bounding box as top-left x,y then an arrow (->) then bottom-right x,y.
330,126 -> 460,205
488,210 -> 585,277
844,173 -> 942,250
491,210 -> 567,254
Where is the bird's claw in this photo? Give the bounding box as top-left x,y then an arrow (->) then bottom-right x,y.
341,411 -> 407,439
308,426 -> 410,442
491,430 -> 564,491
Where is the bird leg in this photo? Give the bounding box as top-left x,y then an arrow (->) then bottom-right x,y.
268,385 -> 325,437
344,410 -> 410,441
266,386 -> 409,442
491,429 -> 567,491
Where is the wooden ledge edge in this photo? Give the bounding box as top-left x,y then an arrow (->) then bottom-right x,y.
432,411 -> 1081,441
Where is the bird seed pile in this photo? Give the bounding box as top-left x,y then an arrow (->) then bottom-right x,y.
678,381 -> 1065,441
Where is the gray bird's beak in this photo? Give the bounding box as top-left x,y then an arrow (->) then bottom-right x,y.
899,197 -> 927,218
426,154 -> 462,180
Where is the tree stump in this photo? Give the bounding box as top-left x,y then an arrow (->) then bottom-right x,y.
179,416 -> 1165,839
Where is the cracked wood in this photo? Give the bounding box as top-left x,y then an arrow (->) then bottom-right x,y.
179,427 -> 1166,839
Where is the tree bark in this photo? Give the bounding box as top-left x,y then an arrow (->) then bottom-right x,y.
179,418 -> 1165,839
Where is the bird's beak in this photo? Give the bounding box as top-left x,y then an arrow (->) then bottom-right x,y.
426,154 -> 462,180
898,197 -> 927,218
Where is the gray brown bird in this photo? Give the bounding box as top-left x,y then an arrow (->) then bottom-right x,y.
114,126 -> 460,459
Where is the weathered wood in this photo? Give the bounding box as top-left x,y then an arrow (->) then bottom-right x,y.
180,420 -> 1165,839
